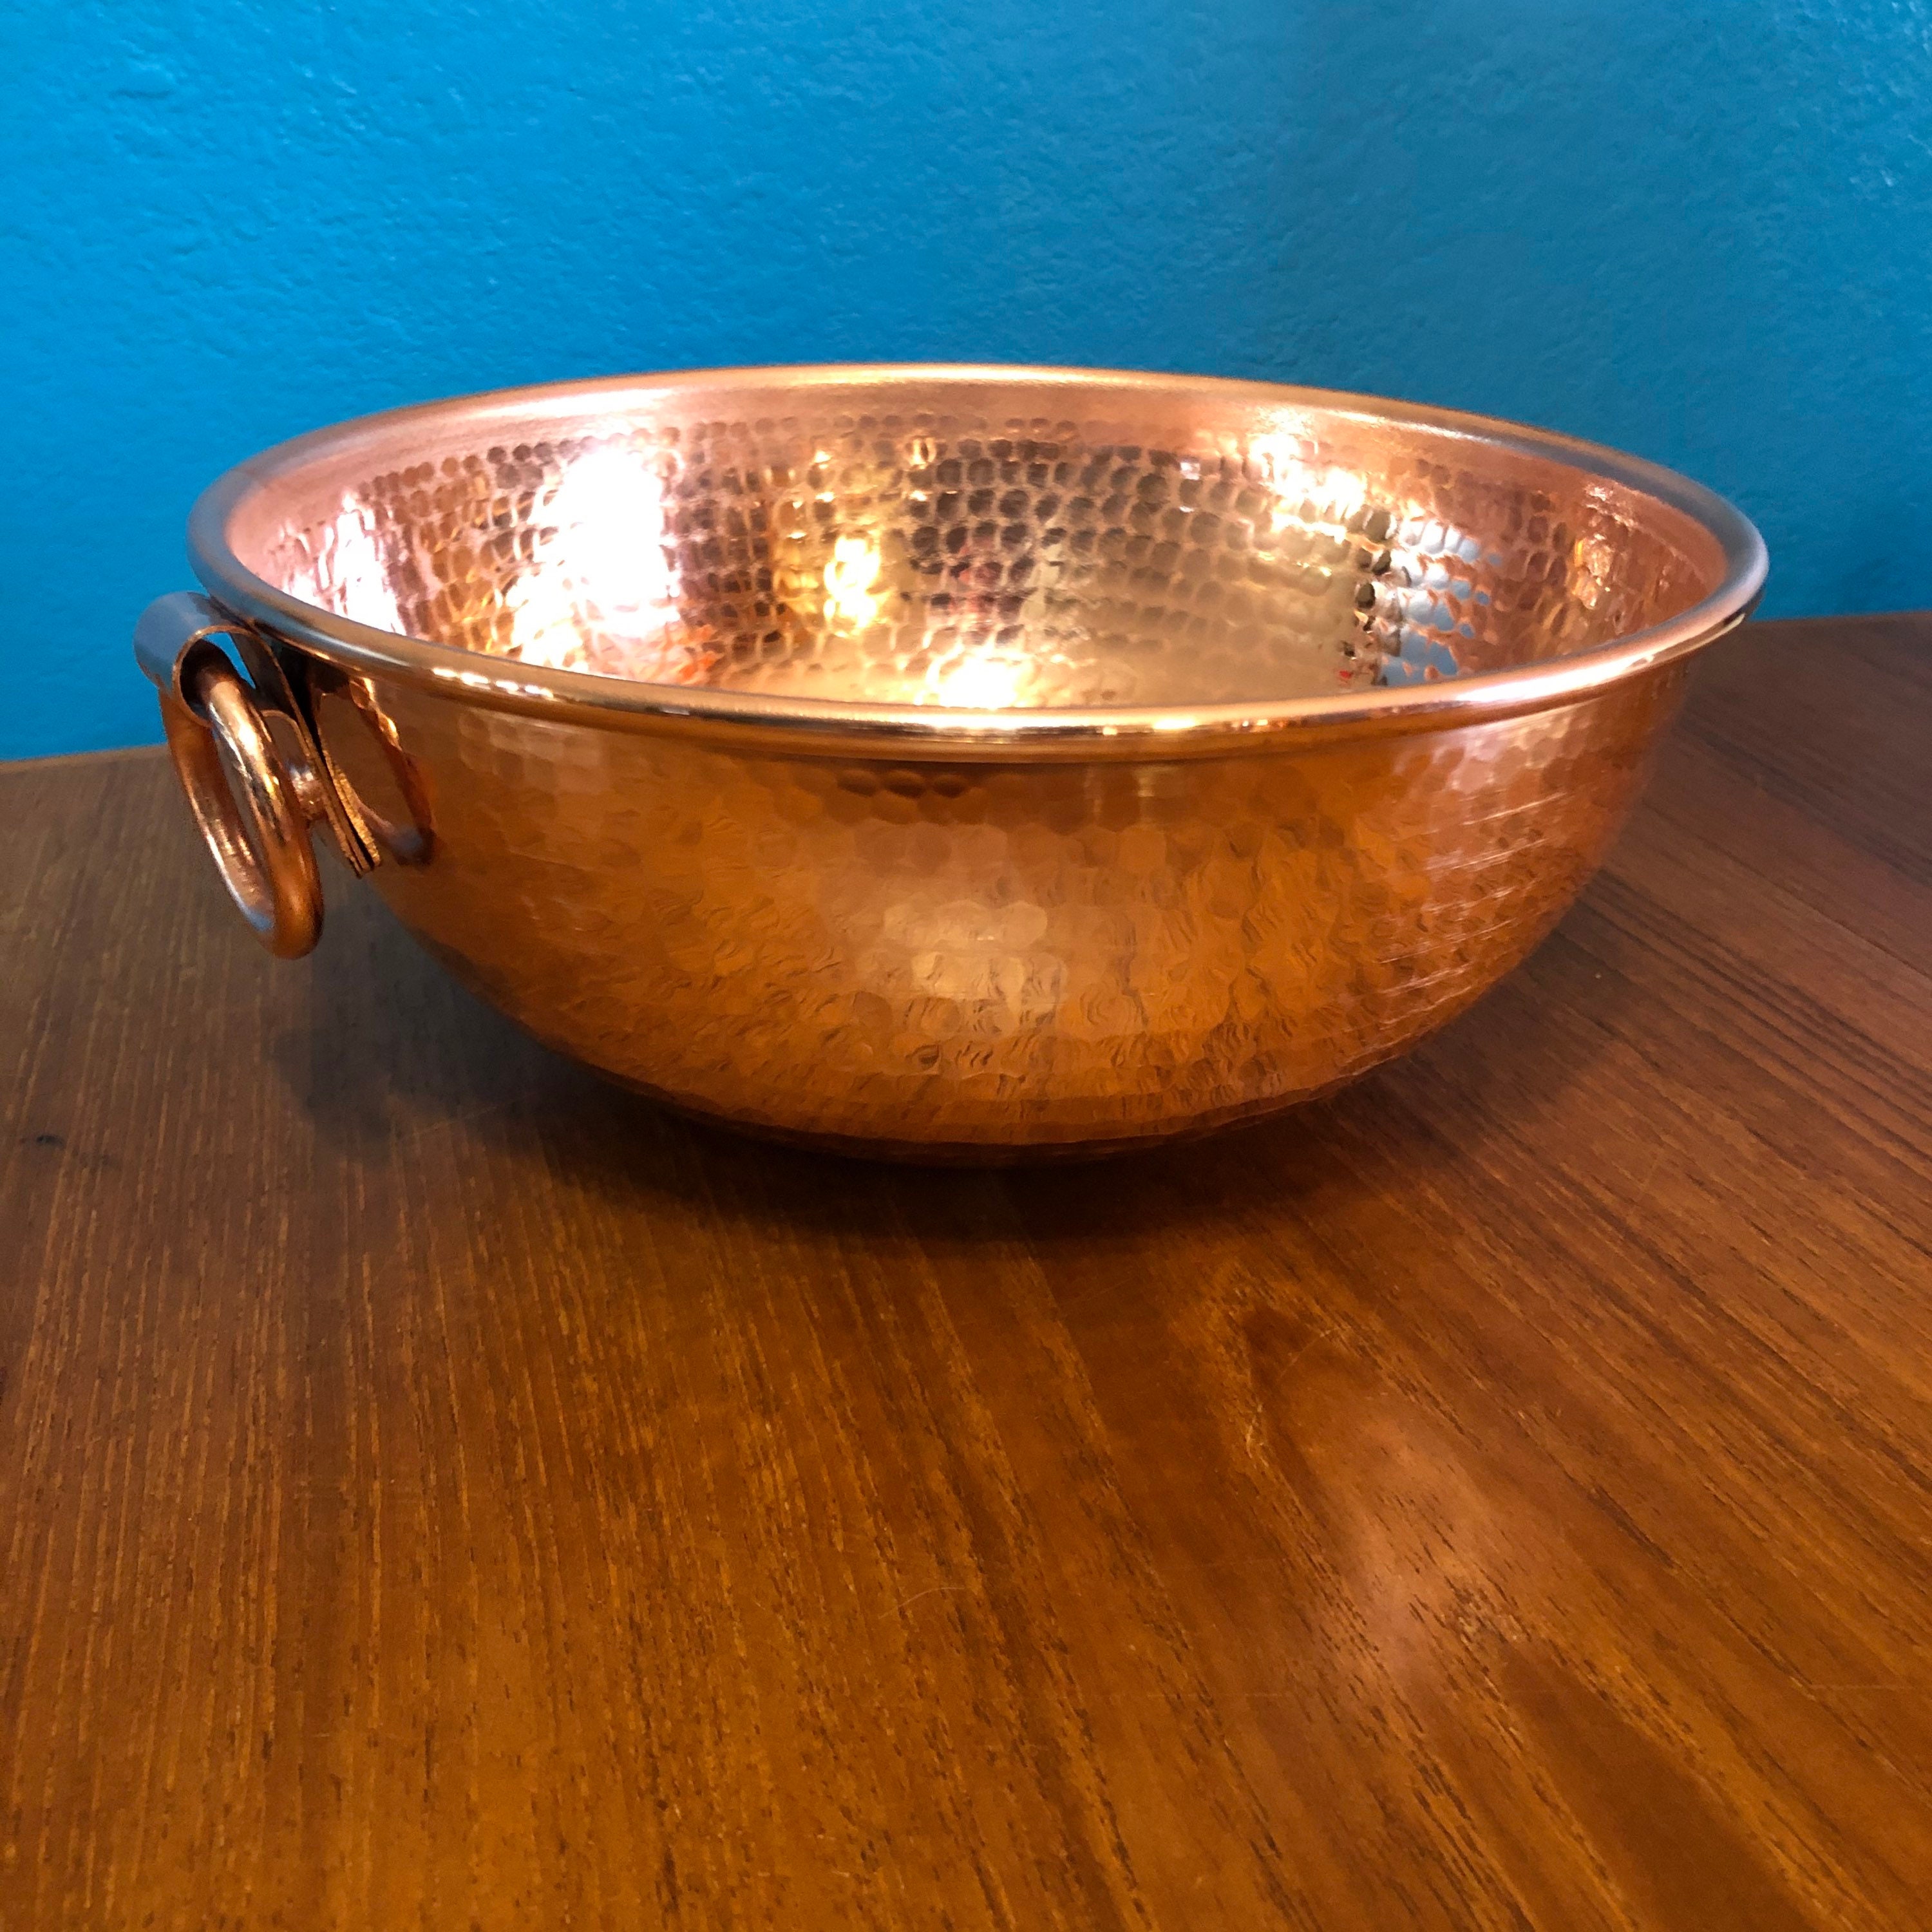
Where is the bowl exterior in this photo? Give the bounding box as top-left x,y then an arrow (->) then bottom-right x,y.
303,653 -> 1685,1157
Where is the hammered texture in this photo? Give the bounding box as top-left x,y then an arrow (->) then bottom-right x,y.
305,659 -> 1685,1157
201,371 -> 1744,1157
260,395 -> 1716,708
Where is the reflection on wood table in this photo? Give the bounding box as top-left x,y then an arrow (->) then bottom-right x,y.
2,615 -> 1929,1930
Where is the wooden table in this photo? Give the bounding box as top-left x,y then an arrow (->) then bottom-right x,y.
3,616 -> 1928,1929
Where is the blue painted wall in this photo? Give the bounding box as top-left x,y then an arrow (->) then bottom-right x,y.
7,0 -> 1929,758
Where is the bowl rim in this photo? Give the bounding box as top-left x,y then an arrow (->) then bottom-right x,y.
188,362 -> 1768,753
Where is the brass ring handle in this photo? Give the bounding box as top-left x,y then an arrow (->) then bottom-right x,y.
135,592 -> 340,958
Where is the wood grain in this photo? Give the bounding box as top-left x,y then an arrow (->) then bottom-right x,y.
3,615 -> 1929,1930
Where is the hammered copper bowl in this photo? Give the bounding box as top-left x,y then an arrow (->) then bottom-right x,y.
135,365 -> 1765,1160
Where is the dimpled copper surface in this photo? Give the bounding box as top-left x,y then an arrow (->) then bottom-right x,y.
305,659 -> 1685,1157
189,368 -> 1762,1157
250,379 -> 1718,708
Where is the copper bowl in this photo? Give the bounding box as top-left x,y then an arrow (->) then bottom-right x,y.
135,365 -> 1765,1160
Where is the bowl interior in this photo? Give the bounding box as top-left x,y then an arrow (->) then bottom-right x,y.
224,371 -> 1736,710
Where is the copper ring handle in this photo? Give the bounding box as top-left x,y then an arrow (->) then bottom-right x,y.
135,591 -> 366,959
163,653 -> 323,957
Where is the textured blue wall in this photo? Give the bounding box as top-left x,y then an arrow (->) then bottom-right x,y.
7,0 -> 1929,758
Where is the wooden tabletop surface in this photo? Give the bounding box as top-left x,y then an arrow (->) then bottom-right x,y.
3,614 -> 1929,1930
